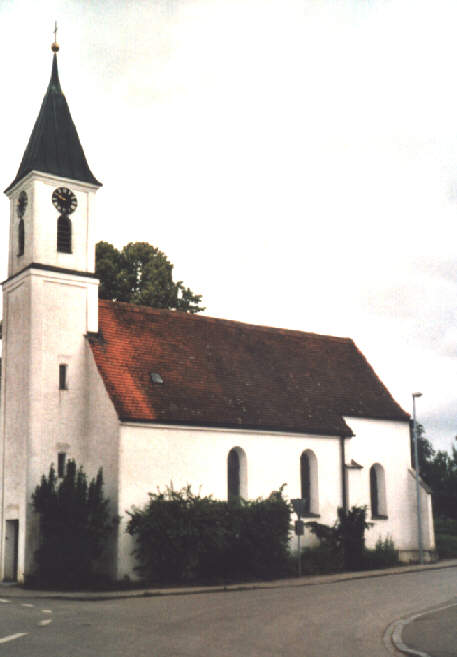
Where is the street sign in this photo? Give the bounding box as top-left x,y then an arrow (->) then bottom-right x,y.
295,520 -> 305,536
291,498 -> 308,518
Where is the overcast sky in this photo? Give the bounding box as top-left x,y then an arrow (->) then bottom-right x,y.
1,0 -> 456,452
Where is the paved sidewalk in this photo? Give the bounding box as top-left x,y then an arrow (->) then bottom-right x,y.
0,558 -> 456,601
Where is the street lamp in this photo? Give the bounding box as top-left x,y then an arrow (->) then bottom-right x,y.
412,392 -> 423,564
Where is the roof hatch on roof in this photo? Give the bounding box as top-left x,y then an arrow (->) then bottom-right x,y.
150,372 -> 164,385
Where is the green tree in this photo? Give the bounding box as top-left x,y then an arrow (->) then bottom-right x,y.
413,425 -> 457,522
96,241 -> 204,313
32,460 -> 117,587
412,423 -> 436,472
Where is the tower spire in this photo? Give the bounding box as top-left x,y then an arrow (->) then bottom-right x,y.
4,35 -> 101,193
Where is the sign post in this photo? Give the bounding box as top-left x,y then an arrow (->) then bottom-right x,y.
291,498 -> 307,578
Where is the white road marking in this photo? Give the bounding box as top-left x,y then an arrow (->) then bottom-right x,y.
0,632 -> 28,644
21,603 -> 34,608
41,609 -> 52,613
38,619 -> 52,626
0,599 -> 10,603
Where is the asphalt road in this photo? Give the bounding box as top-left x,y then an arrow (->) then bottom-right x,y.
1,567 -> 456,657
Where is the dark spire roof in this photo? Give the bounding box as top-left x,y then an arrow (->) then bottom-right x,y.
5,53 -> 101,193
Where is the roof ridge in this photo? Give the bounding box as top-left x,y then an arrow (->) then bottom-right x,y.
98,299 -> 353,343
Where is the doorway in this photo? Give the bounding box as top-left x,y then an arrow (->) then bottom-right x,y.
4,520 -> 19,581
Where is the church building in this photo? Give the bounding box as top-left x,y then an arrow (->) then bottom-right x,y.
0,45 -> 435,583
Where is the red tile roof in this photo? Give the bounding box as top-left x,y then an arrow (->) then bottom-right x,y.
88,300 -> 409,436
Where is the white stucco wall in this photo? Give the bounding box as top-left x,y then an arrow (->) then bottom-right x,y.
0,276 -> 31,580
116,424 -> 342,578
344,416 -> 434,557
1,268 -> 100,580
84,347 -> 121,578
405,469 -> 435,556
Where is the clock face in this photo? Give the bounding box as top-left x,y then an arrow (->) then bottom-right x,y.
52,187 -> 77,215
17,190 -> 28,218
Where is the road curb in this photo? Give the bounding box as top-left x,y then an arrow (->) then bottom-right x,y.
388,602 -> 457,657
1,559 -> 457,602
390,617 -> 430,657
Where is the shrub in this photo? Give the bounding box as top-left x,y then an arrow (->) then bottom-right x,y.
306,505 -> 373,571
435,516 -> 457,536
430,515 -> 457,559
127,486 -> 291,584
299,544 -> 344,575
338,506 -> 373,570
32,461 -> 117,588
436,533 -> 457,558
362,536 -> 399,569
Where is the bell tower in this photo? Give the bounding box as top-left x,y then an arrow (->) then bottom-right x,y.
0,37 -> 102,581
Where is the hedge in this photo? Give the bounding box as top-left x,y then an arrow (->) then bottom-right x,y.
127,486 -> 291,584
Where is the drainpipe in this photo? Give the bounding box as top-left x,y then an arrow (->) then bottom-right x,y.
340,436 -> 347,513
412,392 -> 424,564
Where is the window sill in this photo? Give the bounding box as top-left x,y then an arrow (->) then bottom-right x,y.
300,512 -> 320,518
372,514 -> 388,520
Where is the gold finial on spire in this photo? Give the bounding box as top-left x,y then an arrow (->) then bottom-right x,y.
52,21 -> 59,52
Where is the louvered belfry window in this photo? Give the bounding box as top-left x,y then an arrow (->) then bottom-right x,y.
18,218 -> 24,256
57,215 -> 72,253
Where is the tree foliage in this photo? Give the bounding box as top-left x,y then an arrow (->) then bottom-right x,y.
414,426 -> 457,522
127,485 -> 291,584
32,460 -> 117,588
413,425 -> 457,519
96,241 -> 204,313
413,427 -> 457,559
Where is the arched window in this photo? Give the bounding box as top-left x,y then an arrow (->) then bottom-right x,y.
370,463 -> 387,519
228,449 -> 240,500
18,218 -> 24,256
227,447 -> 247,501
300,452 -> 310,510
300,449 -> 319,515
57,215 -> 72,253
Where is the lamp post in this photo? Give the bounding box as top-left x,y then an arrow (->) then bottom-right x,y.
412,392 -> 423,564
